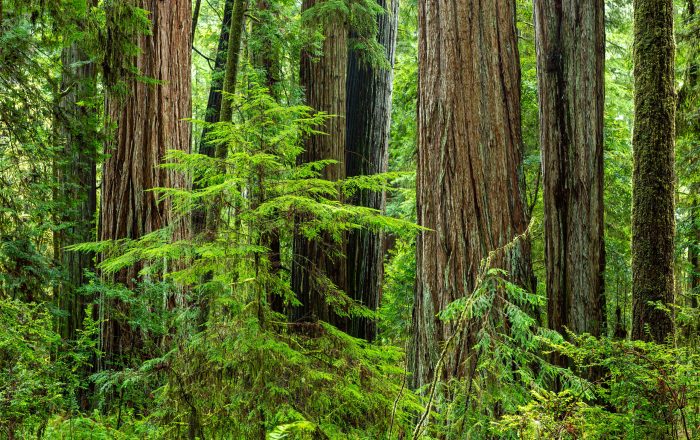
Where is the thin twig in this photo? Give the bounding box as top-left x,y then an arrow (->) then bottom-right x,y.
411,221 -> 535,439
193,46 -> 216,70
388,354 -> 409,438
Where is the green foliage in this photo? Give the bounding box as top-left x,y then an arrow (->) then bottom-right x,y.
496,389 -> 610,439
380,238 -> 415,342
603,0 -> 635,337
0,0 -> 103,304
103,0 -> 151,93
562,335 -> 700,439
153,310 -> 419,438
0,298 -> 97,438
676,0 -> 700,346
415,265 -> 559,440
66,76 -> 422,438
0,238 -> 57,299
497,335 -> 700,439
112,73 -> 419,317
46,413 -> 163,439
4,0 -> 700,439
379,0 -> 418,346
387,0 -> 417,175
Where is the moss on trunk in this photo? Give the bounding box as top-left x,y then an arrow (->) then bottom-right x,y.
631,0 -> 676,343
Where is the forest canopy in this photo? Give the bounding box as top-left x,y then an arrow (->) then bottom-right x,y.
1,0 -> 700,438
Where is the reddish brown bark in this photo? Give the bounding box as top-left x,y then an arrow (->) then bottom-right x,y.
101,0 -> 192,363
409,0 -> 535,389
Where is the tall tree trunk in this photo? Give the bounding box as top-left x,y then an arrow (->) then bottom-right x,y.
198,0 -> 234,156
292,0 -> 349,325
409,0 -> 535,389
218,0 -> 246,126
203,0 -> 246,251
101,0 -> 192,365
690,198 -> 699,308
55,29 -> 98,342
679,0 -> 699,332
191,0 -> 202,44
534,0 -> 606,347
192,0 -> 234,234
344,0 -> 398,341
631,0 -> 676,343
250,0 -> 283,313
683,0 -> 698,310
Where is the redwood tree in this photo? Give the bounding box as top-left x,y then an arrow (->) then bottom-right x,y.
55,17 -> 99,342
631,0 -> 676,343
291,0 -> 349,324
534,0 -> 606,343
101,0 -> 192,363
344,0 -> 398,341
409,0 -> 535,389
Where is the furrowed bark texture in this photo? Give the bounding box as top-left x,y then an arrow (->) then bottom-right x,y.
631,0 -> 676,343
409,0 -> 535,389
101,0 -> 192,363
55,39 -> 98,342
192,0 -> 234,234
534,0 -> 606,343
344,0 -> 398,341
292,0 -> 349,324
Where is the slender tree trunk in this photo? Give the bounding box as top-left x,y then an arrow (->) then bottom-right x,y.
101,0 -> 192,365
199,0 -> 235,153
203,0 -> 246,238
409,0 -> 535,389
691,197 -> 700,318
52,22 -> 99,410
192,0 -> 235,234
631,0 -> 676,343
191,0 -> 202,44
344,0 -> 398,341
292,0 -> 349,325
679,0 -> 699,332
218,0 -> 246,126
534,0 -> 606,347
55,39 -> 98,342
250,0 -> 284,313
